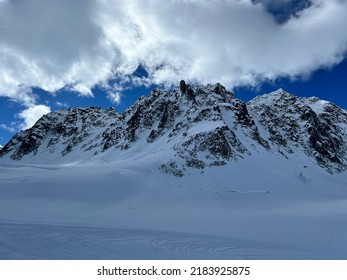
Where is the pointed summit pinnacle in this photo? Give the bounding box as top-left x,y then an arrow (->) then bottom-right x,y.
180,80 -> 187,93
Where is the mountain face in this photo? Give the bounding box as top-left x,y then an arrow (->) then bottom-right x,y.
248,90 -> 347,173
0,82 -> 346,175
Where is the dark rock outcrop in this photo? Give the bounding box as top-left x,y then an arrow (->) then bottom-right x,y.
1,85 -> 346,175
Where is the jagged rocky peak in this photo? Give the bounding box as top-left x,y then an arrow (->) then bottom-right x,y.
250,88 -> 297,106
177,81 -> 235,105
0,106 -> 120,160
0,83 -> 346,175
180,80 -> 187,92
247,89 -> 347,173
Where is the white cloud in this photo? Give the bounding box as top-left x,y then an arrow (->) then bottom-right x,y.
0,0 -> 117,105
0,0 -> 347,105
116,0 -> 347,87
107,92 -> 122,105
18,105 -> 51,130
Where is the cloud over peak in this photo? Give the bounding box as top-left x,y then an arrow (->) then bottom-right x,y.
18,104 -> 51,130
0,0 -> 346,107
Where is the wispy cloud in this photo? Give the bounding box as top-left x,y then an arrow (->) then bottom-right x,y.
55,101 -> 70,108
107,92 -> 122,105
0,123 -> 17,134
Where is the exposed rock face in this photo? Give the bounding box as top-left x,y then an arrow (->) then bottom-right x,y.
1,84 -> 346,175
1,107 -> 119,160
247,89 -> 347,172
180,80 -> 187,93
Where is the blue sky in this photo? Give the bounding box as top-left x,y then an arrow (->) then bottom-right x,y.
235,57 -> 347,106
1,0 -> 347,146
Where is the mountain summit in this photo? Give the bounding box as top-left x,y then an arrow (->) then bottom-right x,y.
1,82 -> 346,175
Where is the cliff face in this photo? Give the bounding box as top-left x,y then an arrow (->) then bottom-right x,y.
1,82 -> 346,175
248,89 -> 347,173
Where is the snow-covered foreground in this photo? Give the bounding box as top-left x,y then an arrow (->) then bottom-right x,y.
1,152 -> 347,259
0,221 -> 333,260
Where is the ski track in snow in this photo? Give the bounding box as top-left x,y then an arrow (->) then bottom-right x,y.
0,222 -> 330,260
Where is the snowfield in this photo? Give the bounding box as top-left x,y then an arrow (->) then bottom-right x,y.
1,150 -> 347,259
0,221 -> 333,260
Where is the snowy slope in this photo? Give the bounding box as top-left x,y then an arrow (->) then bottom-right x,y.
0,82 -> 347,259
1,151 -> 347,259
0,221 -> 336,260
1,82 -> 346,174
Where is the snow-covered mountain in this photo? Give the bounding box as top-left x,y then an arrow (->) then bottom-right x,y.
248,89 -> 347,173
1,82 -> 347,259
1,81 -> 346,175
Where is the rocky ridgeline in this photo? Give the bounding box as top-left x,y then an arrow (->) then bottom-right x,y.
248,89 -> 347,172
1,81 -> 346,175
